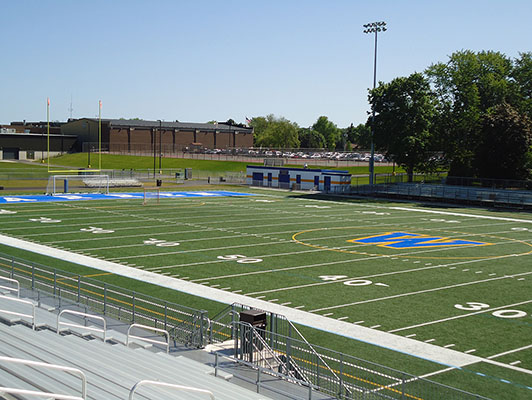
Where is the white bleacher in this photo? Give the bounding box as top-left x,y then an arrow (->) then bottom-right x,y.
0,293 -> 273,400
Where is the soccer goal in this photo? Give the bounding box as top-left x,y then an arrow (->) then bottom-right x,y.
143,187 -> 160,205
46,175 -> 110,195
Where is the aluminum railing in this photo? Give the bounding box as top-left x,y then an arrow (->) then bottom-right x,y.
57,309 -> 107,342
0,294 -> 36,330
127,323 -> 170,354
0,276 -> 20,297
0,356 -> 87,400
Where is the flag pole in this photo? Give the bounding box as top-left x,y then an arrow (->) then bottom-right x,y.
98,100 -> 102,171
47,98 -> 50,170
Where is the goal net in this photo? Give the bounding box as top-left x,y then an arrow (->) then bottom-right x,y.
143,187 -> 160,205
46,175 -> 110,195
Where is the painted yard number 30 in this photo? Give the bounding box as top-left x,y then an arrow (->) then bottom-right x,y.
455,302 -> 528,319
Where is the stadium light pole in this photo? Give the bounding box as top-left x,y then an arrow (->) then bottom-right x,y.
363,21 -> 386,186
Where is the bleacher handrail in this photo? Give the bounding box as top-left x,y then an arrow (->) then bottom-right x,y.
127,323 -> 170,354
57,309 -> 107,342
0,276 -> 20,297
0,356 -> 87,399
0,294 -> 35,330
129,380 -> 215,400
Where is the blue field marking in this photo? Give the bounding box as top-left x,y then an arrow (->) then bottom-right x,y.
348,231 -> 491,249
0,191 -> 255,204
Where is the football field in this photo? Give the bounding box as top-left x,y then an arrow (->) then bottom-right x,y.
0,188 -> 530,398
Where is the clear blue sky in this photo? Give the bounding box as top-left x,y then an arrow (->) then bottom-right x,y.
1,0 -> 531,128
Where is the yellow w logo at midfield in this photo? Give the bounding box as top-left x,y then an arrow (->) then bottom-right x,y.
348,232 -> 490,249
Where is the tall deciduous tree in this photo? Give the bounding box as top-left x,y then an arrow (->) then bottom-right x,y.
299,127 -> 326,149
369,73 -> 437,181
250,115 -> 300,148
475,103 -> 532,180
426,50 -> 518,176
512,52 -> 532,119
312,116 -> 340,150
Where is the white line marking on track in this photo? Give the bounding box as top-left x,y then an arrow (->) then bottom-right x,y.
323,313 -> 333,317
464,349 -> 476,354
405,333 -> 416,338
424,339 -> 436,343
370,325 -> 381,329
509,361 -> 521,366
293,305 -> 305,309
337,316 -> 349,321
444,344 -> 455,348
353,320 -> 364,324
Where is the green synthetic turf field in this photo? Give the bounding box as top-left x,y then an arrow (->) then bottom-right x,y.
0,188 -> 530,399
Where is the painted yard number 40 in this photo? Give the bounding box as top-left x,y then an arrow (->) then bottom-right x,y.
455,302 -> 528,319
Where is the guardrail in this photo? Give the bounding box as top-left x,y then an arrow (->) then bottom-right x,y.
127,323 -> 170,354
0,294 -> 36,330
57,309 -> 107,342
0,356 -> 87,400
129,380 -> 215,400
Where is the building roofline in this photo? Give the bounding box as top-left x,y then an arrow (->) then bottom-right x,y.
71,118 -> 253,133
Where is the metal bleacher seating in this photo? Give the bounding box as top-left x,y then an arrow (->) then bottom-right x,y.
0,292 -> 273,400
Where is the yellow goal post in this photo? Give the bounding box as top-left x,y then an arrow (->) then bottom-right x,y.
143,187 -> 160,205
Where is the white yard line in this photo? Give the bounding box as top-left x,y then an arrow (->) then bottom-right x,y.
388,299 -> 532,333
246,252 -> 529,296
487,344 -> 532,360
310,272 -> 532,313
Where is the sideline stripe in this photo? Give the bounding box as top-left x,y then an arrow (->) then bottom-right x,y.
0,233 -> 482,368
391,207 -> 532,224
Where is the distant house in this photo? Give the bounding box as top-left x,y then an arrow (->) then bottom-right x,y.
61,118 -> 254,154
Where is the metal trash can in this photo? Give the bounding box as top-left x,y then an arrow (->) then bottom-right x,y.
240,310 -> 267,359
156,179 -> 162,187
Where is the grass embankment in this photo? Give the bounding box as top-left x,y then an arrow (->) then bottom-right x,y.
0,153 -> 403,192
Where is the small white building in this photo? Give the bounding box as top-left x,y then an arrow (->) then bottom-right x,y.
246,165 -> 351,192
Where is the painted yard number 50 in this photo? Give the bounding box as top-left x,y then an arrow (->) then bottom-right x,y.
455,302 -> 528,319
217,255 -> 263,264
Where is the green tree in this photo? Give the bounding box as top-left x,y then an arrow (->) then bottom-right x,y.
369,73 -> 437,181
249,115 -> 271,144
426,50 -> 518,176
512,52 -> 532,118
344,123 -> 371,149
312,116 -> 340,150
251,115 -> 299,148
299,127 -> 326,149
474,103 -> 532,180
